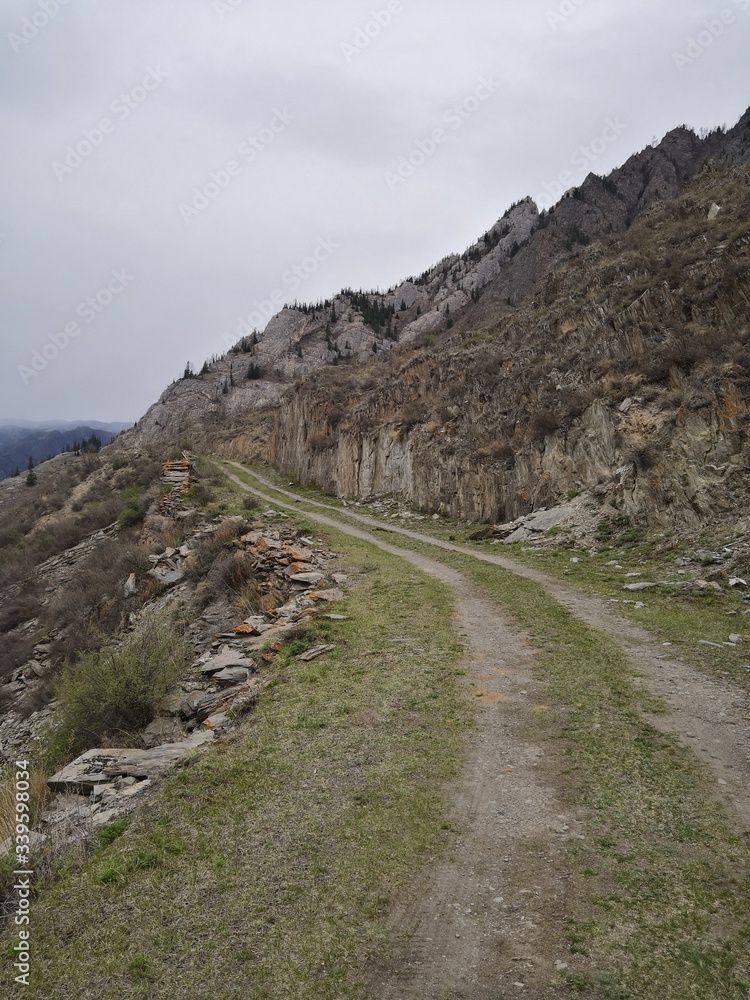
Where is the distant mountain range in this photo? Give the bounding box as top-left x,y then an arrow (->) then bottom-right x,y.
0,421 -> 132,480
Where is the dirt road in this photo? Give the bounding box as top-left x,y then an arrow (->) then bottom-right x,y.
223,462 -> 750,997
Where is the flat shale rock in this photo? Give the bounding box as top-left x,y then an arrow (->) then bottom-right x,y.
47,731 -> 214,793
310,588 -> 345,602
199,647 -> 255,676
213,666 -> 251,687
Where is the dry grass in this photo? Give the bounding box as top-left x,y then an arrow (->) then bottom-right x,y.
0,771 -> 49,843
43,539 -> 150,664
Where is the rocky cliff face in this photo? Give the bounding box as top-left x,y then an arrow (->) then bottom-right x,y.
127,110 -> 750,528
267,157 -> 750,526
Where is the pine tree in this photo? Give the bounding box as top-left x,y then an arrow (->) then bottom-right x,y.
25,457 -> 37,487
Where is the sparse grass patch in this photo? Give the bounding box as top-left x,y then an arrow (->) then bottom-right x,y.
0,771 -> 48,844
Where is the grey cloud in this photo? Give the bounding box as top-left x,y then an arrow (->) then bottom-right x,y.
0,0 -> 748,421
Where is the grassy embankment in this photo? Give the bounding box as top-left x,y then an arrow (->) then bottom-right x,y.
0,484 -> 468,1000
241,462 -> 750,692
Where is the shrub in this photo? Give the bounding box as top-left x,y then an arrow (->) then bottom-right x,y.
43,539 -> 148,664
184,482 -> 216,507
44,613 -> 190,765
243,496 -> 259,511
117,488 -> 146,530
529,409 -> 561,440
208,552 -> 255,595
0,577 -> 42,633
627,443 -> 659,471
308,432 -> 338,453
476,441 -> 515,463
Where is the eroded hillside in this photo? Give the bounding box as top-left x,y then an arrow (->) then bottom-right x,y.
123,109 -> 750,491
267,159 -> 750,525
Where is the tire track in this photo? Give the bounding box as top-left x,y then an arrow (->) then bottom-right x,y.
224,463 -> 750,833
223,464 -> 580,997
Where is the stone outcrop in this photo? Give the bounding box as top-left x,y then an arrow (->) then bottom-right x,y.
122,110 -> 750,458
0,506 -> 348,851
265,155 -> 750,527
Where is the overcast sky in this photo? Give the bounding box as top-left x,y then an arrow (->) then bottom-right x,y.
0,0 -> 748,423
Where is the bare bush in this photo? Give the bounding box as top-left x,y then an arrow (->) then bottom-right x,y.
476,441 -> 515,463
529,409 -> 561,440
308,432 -> 338,453
43,540 -> 150,663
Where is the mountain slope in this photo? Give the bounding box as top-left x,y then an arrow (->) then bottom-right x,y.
267,158 -> 750,524
0,425 -> 128,480
124,108 -> 750,525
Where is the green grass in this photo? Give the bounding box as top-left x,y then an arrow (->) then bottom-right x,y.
225,461 -> 750,998
439,553 -> 750,998
2,509 -> 468,999
41,612 -> 191,771
497,539 -> 750,693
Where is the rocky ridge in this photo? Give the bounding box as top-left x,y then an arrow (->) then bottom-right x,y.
123,109 -> 750,465
265,156 -> 750,527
